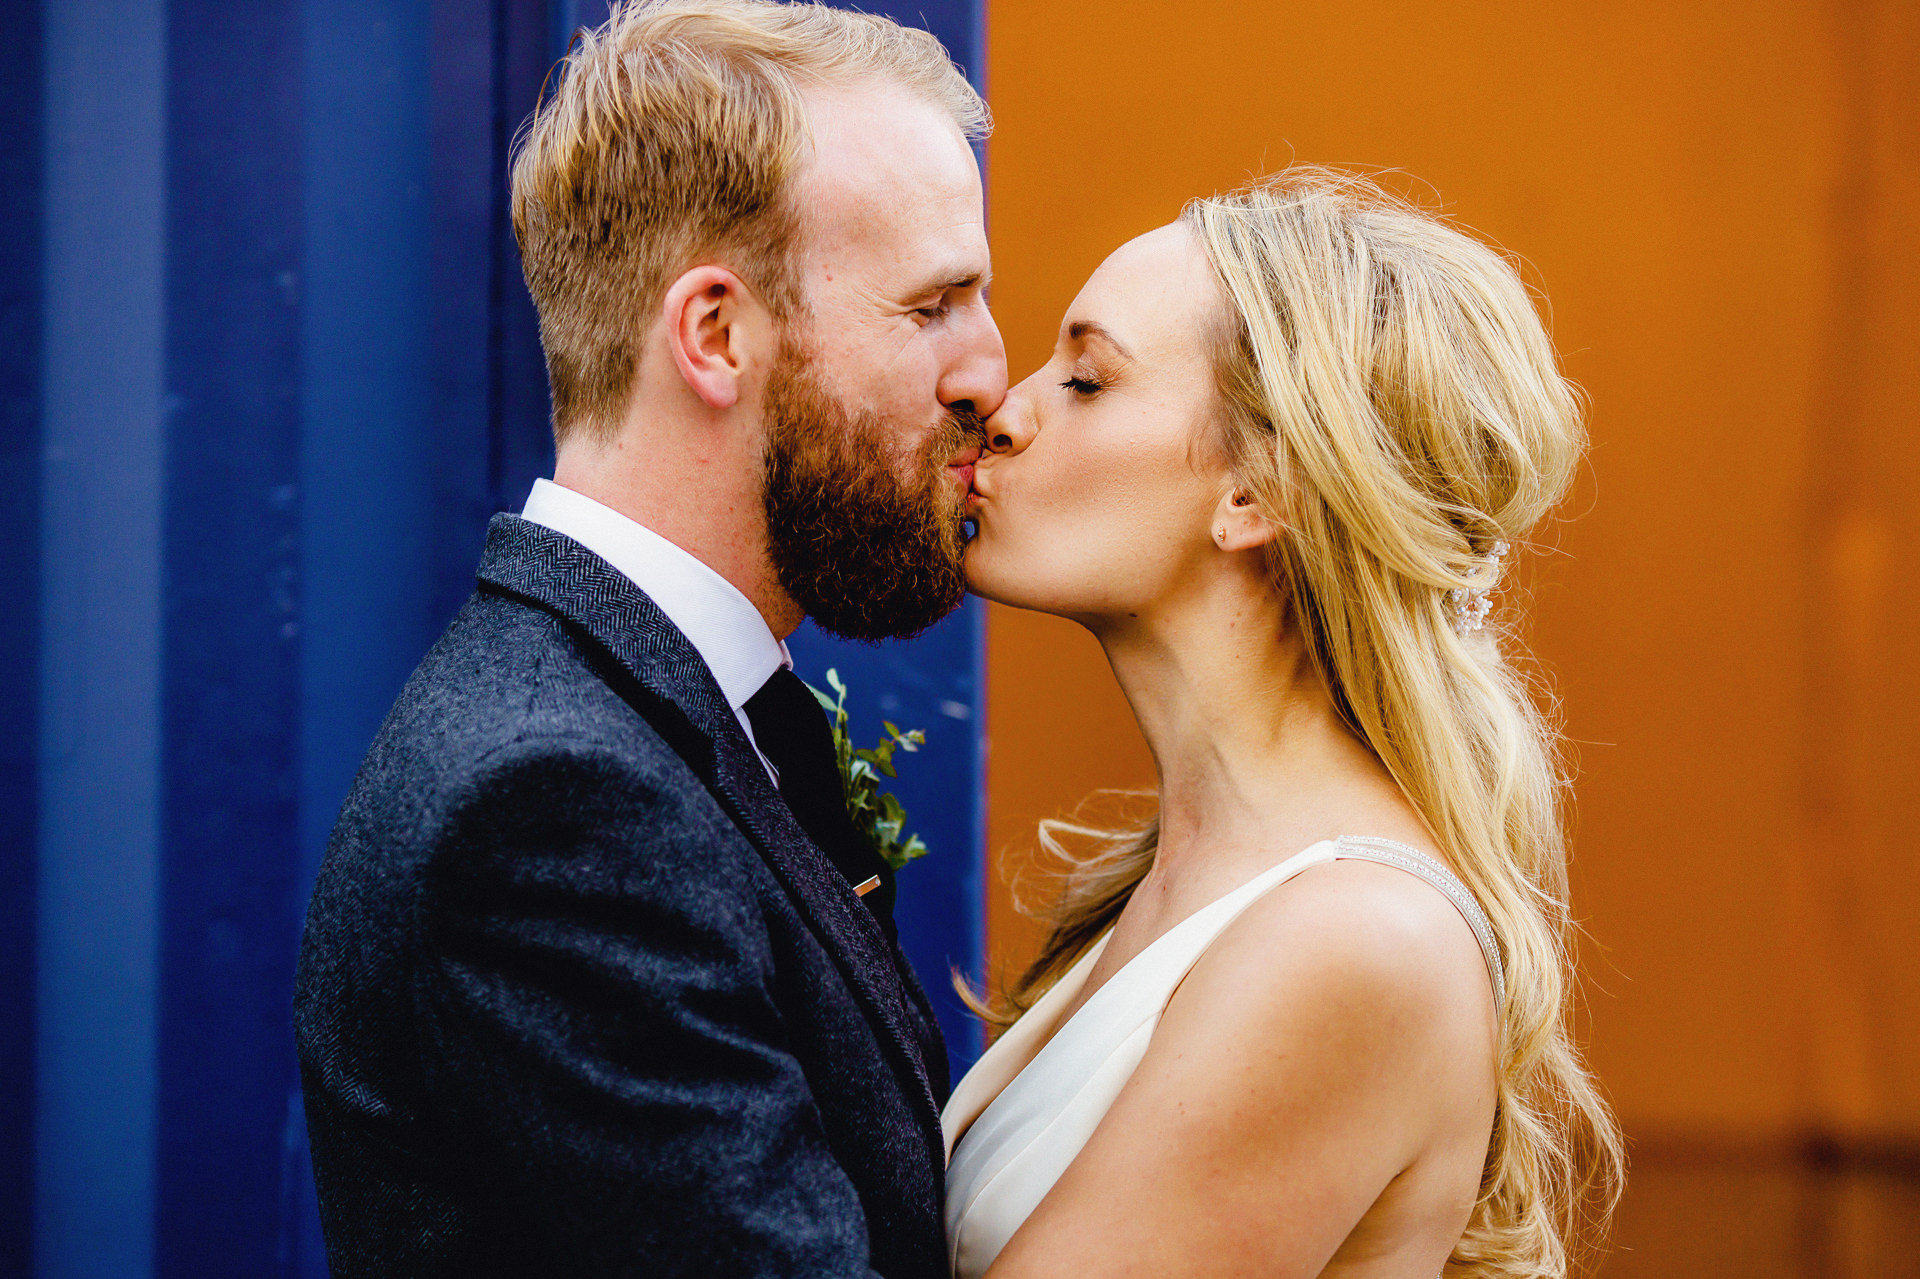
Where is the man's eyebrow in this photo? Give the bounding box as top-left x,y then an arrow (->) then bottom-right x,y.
909,265 -> 991,298
1067,319 -> 1133,359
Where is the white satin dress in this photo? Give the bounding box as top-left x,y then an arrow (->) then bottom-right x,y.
940,836 -> 1505,1279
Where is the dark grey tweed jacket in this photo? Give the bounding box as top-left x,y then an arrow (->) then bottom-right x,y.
293,515 -> 951,1279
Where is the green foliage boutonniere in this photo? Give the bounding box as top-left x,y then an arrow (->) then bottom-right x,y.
806,668 -> 930,872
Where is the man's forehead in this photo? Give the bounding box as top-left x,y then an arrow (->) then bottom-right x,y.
795,82 -> 985,266
801,80 -> 975,181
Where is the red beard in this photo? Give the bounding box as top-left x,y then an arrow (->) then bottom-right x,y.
761,336 -> 984,641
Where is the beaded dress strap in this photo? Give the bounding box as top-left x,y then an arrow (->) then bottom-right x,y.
1332,835 -> 1505,1013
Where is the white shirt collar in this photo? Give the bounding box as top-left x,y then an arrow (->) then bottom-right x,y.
519,478 -> 789,712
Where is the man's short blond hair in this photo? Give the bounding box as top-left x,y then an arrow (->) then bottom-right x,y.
511,0 -> 990,445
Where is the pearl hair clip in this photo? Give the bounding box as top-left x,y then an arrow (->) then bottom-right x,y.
1446,540 -> 1510,636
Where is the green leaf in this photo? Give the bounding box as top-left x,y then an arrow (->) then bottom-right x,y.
796,669 -> 932,877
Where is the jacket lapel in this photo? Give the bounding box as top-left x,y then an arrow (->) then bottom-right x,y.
474,515 -> 945,1162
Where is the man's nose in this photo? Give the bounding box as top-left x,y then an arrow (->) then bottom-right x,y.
939,303 -> 1009,421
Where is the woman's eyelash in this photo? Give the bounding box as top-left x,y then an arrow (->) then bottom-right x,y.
1059,375 -> 1108,396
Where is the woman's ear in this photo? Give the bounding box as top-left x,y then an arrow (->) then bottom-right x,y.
1209,484 -> 1278,553
662,265 -> 769,411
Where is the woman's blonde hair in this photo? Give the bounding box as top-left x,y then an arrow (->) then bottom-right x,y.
980,168 -> 1622,1277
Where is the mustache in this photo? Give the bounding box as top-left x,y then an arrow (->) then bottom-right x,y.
929,404 -> 989,460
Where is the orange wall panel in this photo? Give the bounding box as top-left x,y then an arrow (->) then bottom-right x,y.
983,0 -> 1919,1152
983,609 -> 1154,978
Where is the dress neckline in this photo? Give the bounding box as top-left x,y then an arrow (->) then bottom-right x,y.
942,838 -> 1343,1160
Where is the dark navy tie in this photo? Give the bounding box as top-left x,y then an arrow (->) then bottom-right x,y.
742,668 -> 895,933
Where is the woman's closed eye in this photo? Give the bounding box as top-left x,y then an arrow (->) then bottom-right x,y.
1059,373 -> 1110,397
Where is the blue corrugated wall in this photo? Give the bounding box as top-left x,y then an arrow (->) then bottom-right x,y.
7,0 -> 988,1273
1,0 -> 45,1273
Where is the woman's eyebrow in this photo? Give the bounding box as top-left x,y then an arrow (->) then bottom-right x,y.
1066,319 -> 1133,360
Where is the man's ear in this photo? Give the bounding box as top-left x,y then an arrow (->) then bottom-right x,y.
1209,483 -> 1279,553
662,265 -> 769,411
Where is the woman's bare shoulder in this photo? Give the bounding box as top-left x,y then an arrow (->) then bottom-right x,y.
1164,854 -> 1499,1092
987,856 -> 1499,1278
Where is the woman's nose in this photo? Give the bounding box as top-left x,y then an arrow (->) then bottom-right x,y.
984,395 -> 1037,456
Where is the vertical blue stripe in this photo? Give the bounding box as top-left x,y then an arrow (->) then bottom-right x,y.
427,0 -> 508,627
289,5 -> 436,1270
0,0 -> 42,1269
488,0 -> 561,510
299,0 -> 435,902
152,1 -> 306,1275
37,0 -> 169,1275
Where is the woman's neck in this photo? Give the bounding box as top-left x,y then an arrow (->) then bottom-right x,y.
1092,571 -> 1414,892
